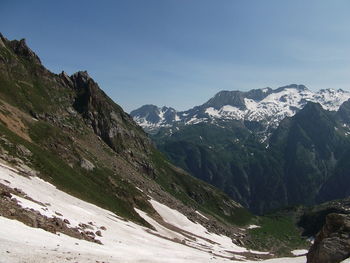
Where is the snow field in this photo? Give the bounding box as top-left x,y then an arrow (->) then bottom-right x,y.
0,162 -> 306,262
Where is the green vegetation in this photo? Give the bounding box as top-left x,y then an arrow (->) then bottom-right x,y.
153,122 -> 284,214
246,213 -> 308,255
0,122 -> 152,226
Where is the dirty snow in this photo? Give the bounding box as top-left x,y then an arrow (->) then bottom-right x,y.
195,210 -> 209,220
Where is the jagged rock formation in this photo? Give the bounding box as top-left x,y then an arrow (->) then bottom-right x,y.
70,71 -> 150,153
5,37 -> 41,65
307,213 -> 350,263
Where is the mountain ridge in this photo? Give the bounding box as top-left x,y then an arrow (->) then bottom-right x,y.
150,96 -> 350,214
131,84 -> 350,134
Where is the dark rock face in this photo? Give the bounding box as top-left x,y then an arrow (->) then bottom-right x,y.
7,37 -> 42,65
69,71 -> 151,155
307,213 -> 350,263
337,99 -> 350,124
203,90 -> 247,110
298,198 -> 350,237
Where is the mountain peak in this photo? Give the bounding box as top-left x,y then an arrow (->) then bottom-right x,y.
130,104 -> 180,133
205,90 -> 246,110
71,70 -> 92,82
5,36 -> 42,65
70,71 -> 97,93
275,84 -> 308,93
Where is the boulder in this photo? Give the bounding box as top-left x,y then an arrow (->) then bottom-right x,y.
80,158 -> 95,171
307,213 -> 350,263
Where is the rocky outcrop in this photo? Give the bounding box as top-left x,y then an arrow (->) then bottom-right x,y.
70,71 -> 151,156
5,36 -> 42,65
0,182 -> 102,244
307,213 -> 350,263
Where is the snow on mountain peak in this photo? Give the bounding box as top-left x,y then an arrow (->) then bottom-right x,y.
131,85 -> 350,132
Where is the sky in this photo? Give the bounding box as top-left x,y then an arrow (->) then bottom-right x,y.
1,0 -> 350,112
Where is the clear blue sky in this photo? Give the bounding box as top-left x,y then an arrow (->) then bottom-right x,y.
2,0 -> 350,112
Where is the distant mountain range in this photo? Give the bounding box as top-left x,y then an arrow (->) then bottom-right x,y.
131,85 -> 350,135
132,86 -> 350,214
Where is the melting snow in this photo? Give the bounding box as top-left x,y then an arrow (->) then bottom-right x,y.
195,210 -> 209,220
291,249 -> 308,256
247,224 -> 260,229
205,107 -> 221,117
0,162 -> 306,262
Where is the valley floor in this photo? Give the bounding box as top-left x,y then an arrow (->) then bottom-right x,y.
0,162 -> 307,263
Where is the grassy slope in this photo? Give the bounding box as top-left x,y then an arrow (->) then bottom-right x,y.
246,213 -> 308,255
0,121 -> 154,226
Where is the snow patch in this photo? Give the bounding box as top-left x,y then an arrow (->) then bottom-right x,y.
247,224 -> 260,229
291,249 -> 308,256
195,210 -> 209,220
205,107 -> 221,117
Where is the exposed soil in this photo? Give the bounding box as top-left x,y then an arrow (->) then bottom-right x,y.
0,99 -> 33,142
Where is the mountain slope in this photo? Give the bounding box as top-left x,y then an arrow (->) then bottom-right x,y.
269,102 -> 350,206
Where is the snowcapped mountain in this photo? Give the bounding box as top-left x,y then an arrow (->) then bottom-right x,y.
131,84 -> 350,133
131,105 -> 178,131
